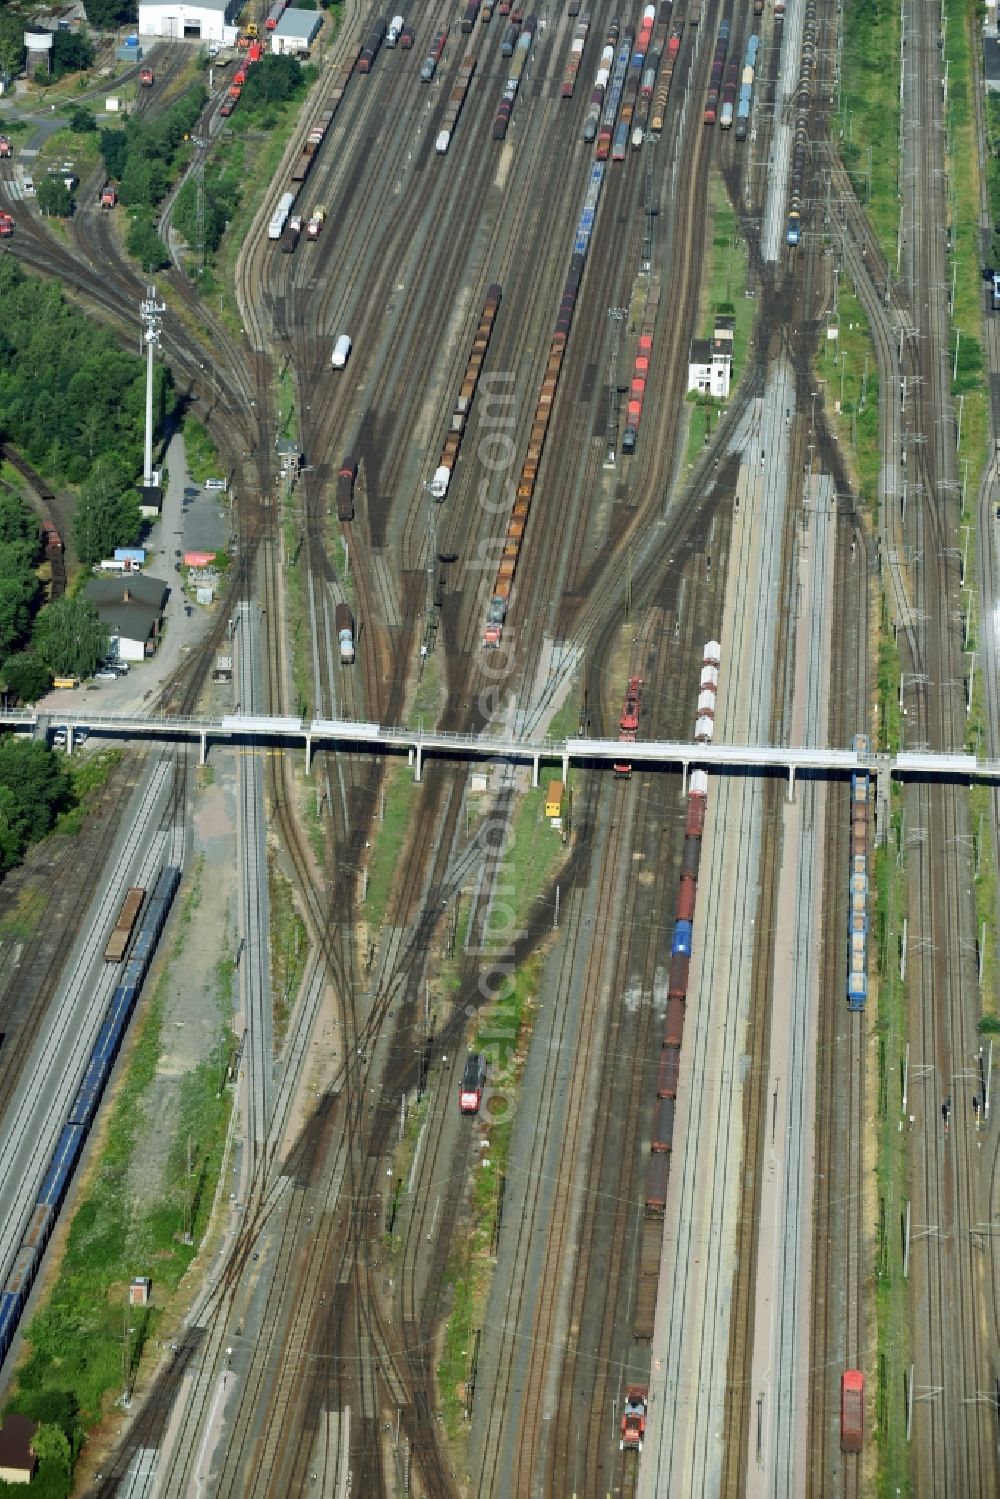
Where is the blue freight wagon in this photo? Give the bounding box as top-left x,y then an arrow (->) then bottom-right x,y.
672,919 -> 693,957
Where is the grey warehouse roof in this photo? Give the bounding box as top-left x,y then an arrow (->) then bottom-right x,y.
275,8 -> 323,40
142,0 -> 239,12
986,35 -> 1000,87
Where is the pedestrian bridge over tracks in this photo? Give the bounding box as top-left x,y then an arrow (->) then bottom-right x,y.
2,708 -> 994,795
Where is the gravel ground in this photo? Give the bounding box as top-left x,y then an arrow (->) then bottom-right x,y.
125,753 -> 239,1207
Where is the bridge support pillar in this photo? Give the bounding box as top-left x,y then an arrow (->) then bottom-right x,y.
304,733 -> 312,774
562,750 -> 569,783
788,764 -> 796,802
681,761 -> 688,796
66,725 -> 74,756
415,742 -> 423,783
532,753 -> 539,789
199,730 -> 207,766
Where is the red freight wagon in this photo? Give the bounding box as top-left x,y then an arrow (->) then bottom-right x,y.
668,951 -> 689,999
675,873 -> 697,922
840,1369 -> 864,1454
685,797 -> 706,837
657,1045 -> 680,1099
664,994 -> 685,1049
645,1148 -> 669,1215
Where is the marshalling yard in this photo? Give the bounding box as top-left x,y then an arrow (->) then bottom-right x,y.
0,0 -> 998,1495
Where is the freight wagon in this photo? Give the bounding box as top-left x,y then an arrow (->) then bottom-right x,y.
104,886 -> 145,963
337,456 -> 357,520
633,1215 -> 662,1338
840,1369 -> 864,1453
644,1148 -> 669,1215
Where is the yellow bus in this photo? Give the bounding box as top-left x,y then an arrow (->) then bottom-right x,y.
53,677 -> 79,690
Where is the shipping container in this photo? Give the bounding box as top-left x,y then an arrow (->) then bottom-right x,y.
672,919 -> 693,957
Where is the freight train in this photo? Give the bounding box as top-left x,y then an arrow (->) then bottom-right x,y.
634,643 -> 720,1341
734,32 -> 760,140
430,284 -> 502,499
847,735 -> 870,1010
0,866 -> 180,1371
650,19 -> 683,133
787,1 -> 817,244
582,23 -> 617,143
623,293 -> 657,454
436,52 -> 477,153
703,18 -> 730,124
560,16 -> 589,98
266,49 -> 360,243
596,35 -> 632,159
483,161 -> 605,646
493,24 -> 532,140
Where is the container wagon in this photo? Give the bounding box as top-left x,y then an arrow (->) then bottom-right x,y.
104,887 -> 145,963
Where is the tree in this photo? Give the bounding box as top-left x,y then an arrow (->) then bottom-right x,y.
0,490 -> 40,549
83,0 -> 138,27
126,213 -> 169,272
74,457 -> 142,564
0,14 -> 25,80
36,176 -> 74,219
0,651 -> 52,704
0,737 -> 71,868
51,30 -> 95,77
68,105 -> 97,134
99,128 -> 129,181
0,560 -> 41,655
26,1423 -> 71,1478
240,54 -> 304,109
32,597 -> 108,679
